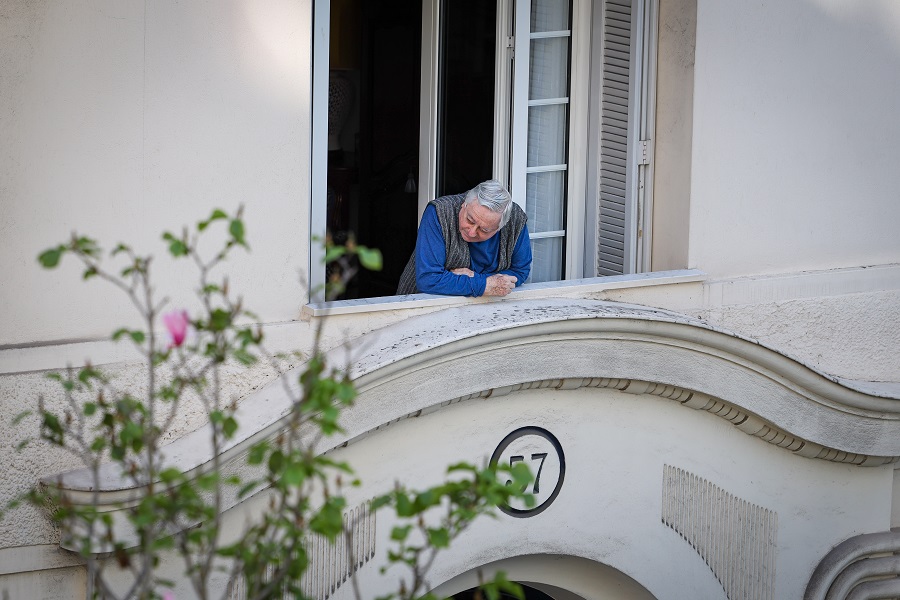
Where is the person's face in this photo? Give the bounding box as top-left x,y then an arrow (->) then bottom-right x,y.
458,200 -> 502,243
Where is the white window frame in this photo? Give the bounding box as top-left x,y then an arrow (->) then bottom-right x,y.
310,0 -> 331,301
503,0 -> 590,280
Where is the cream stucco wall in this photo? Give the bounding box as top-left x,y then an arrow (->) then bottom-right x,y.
688,0 -> 900,278
651,0 -> 695,272
329,388 -> 892,600
0,0 -> 313,346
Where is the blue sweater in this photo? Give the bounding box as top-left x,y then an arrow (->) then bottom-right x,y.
415,204 -> 532,296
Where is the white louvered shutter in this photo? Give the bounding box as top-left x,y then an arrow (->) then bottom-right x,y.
597,0 -> 633,276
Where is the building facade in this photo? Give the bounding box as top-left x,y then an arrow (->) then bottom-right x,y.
1,1 -> 899,598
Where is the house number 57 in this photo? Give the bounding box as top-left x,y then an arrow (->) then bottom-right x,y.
508,453 -> 548,493
490,426 -> 565,518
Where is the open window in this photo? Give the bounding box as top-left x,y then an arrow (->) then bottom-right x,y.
309,0 -> 658,301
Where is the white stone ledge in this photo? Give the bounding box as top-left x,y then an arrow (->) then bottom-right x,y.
0,320 -> 312,376
0,544 -> 82,575
703,263 -> 900,307
301,269 -> 707,317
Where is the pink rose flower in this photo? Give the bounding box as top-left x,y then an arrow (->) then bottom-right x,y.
162,591 -> 176,600
162,310 -> 190,348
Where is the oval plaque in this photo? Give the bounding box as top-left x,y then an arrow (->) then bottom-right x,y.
490,426 -> 565,518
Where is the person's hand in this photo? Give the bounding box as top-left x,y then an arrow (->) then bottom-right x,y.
484,274 -> 517,296
451,267 -> 475,277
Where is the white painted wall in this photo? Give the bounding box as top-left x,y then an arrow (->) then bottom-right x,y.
688,0 -> 900,278
0,0 -> 313,346
156,388 -> 893,599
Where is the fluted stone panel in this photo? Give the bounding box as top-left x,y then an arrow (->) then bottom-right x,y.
228,501 -> 376,600
662,465 -> 777,600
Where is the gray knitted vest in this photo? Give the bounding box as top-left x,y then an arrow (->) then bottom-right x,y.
396,193 -> 527,295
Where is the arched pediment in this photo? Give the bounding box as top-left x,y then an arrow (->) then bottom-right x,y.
47,299 -> 900,544
333,298 -> 900,464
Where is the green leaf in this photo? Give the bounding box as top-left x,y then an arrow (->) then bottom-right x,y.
483,572 -> 524,600
83,403 -> 97,416
113,328 -> 145,344
310,499 -> 346,540
82,266 -> 98,280
324,246 -> 347,263
159,468 -> 182,484
222,416 -> 238,439
198,209 -> 228,231
357,246 -> 383,271
77,366 -> 104,386
395,494 -> 414,517
268,450 -> 284,475
508,462 -> 533,493
247,442 -> 268,465
238,480 -> 260,499
336,382 -> 356,404
73,236 -> 100,257
38,246 -> 65,268
233,348 -> 257,366
12,411 -> 32,426
162,232 -> 188,257
42,413 -> 63,435
208,309 -> 231,332
371,495 -> 391,511
229,219 -> 246,247
390,525 -> 412,542
426,527 -> 449,548
415,489 -> 438,509
196,472 -> 219,491
282,463 -> 305,487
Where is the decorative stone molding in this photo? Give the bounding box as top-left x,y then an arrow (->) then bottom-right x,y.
341,377 -> 898,467
662,465 -> 777,600
804,529 -> 900,600
43,299 -> 900,551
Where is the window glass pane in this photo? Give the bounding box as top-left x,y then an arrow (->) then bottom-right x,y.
527,104 -> 568,167
529,236 -> 564,283
531,0 -> 569,32
529,37 -> 569,100
526,171 -> 565,233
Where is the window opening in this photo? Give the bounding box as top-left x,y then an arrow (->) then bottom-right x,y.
325,0 -> 423,299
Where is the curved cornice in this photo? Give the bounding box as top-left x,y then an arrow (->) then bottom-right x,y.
46,299 -> 900,542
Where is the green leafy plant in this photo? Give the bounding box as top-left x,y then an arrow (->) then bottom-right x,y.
9,208 -> 533,600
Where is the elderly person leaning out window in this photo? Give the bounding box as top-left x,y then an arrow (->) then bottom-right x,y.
397,179 -> 532,297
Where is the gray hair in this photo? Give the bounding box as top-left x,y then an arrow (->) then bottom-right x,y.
464,179 -> 514,228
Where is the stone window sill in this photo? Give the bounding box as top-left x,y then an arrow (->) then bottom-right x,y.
302,269 -> 706,317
